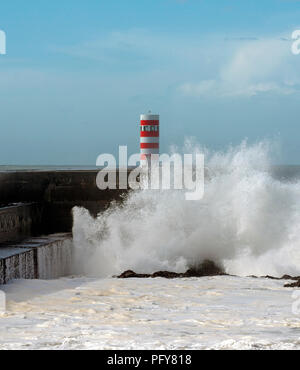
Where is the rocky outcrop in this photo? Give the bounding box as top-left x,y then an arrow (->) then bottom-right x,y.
116,262 -> 300,288
184,260 -> 226,277
117,260 -> 226,279
247,274 -> 300,288
257,275 -> 300,281
284,279 -> 300,288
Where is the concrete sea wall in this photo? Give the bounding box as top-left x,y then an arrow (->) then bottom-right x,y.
0,247 -> 35,284
0,234 -> 72,284
0,170 -> 128,233
0,203 -> 43,244
0,170 -> 129,284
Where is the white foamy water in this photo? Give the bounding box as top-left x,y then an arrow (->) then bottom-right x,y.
72,140 -> 300,278
1,140 -> 300,350
0,276 -> 299,350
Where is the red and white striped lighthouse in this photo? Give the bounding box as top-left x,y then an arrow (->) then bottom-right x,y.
140,113 -> 160,167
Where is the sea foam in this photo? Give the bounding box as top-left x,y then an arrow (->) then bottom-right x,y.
72,140 -> 300,277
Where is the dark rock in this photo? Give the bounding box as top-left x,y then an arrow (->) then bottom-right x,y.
281,275 -> 300,281
250,274 -> 300,281
117,270 -> 151,279
116,266 -> 300,288
152,271 -> 184,279
185,260 -> 225,277
247,273 -> 300,288
281,275 -> 293,280
116,260 -> 226,280
117,270 -> 136,279
274,275 -> 300,281
260,275 -> 281,280
284,280 -> 300,288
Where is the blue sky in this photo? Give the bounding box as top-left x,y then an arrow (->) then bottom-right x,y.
0,0 -> 300,164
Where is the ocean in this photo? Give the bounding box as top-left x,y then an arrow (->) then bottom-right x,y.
1,141 -> 300,350
1,276 -> 299,350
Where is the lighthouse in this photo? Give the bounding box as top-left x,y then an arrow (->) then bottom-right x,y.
140,112 -> 160,167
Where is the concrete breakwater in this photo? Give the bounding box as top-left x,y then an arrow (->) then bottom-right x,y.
0,203 -> 43,244
0,170 -> 128,233
0,234 -> 72,284
0,170 -> 129,284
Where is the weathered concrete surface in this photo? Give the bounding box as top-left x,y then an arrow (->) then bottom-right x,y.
0,247 -> 35,284
0,233 -> 72,284
0,170 -> 130,233
24,234 -> 73,279
0,170 -> 129,203
0,203 -> 43,244
0,170 -> 130,283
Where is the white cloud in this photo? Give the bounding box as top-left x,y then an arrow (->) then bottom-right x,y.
180,80 -> 297,97
179,38 -> 300,97
48,30 -> 300,98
